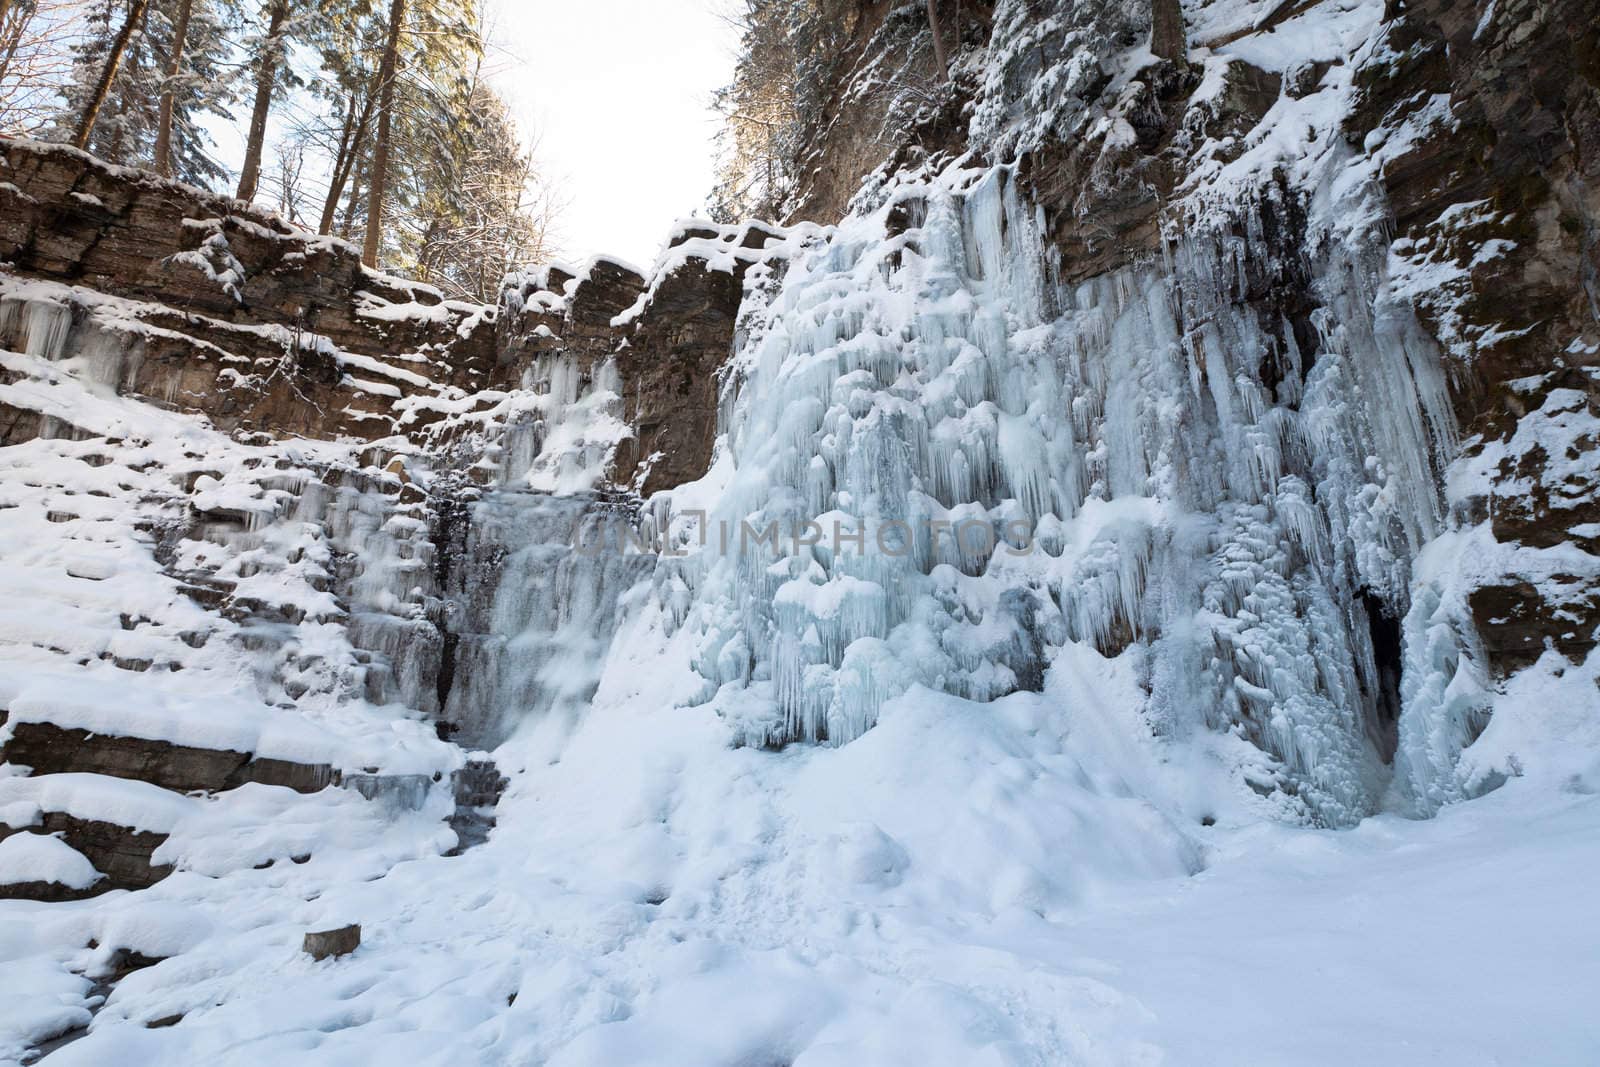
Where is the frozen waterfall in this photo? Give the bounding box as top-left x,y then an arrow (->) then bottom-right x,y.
660,161 -> 1461,827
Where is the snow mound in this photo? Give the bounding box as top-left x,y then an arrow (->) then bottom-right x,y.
0,833 -> 102,890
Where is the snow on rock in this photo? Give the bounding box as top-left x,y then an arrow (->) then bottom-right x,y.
0,347 -> 461,780
0,833 -> 103,891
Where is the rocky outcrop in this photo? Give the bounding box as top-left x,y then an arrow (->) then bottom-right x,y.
2,137 -> 802,495
616,230 -> 781,493
446,759 -> 507,855
2,721 -> 334,795
497,256 -> 646,372
0,137 -> 495,377
494,221 -> 795,493
0,717 -> 389,898
1347,0 -> 1600,671
0,817 -> 171,893
0,402 -> 40,446
0,136 -> 495,442
921,0 -> 1596,686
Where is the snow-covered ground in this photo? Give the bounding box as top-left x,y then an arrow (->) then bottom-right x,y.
2,641 -> 1597,1064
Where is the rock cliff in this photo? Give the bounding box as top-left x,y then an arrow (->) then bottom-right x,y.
763,0 -> 1598,683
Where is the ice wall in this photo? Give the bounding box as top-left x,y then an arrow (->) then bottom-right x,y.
664,161 -> 1460,826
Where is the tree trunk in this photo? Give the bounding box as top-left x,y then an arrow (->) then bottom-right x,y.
415,216 -> 442,283
319,83 -> 375,235
1150,0 -> 1187,63
75,0 -> 153,150
0,1 -> 15,36
925,0 -> 948,82
318,99 -> 359,234
361,0 -> 405,268
236,0 -> 291,203
340,150 -> 368,240
152,0 -> 193,176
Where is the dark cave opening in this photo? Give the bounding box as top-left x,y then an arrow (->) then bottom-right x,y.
1362,590 -> 1404,763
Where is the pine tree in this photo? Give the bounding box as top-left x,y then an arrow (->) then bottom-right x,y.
18,0 -> 557,286
156,0 -> 239,184
306,0 -> 383,234
73,0 -> 151,148
708,0 -> 836,222
355,0 -> 478,268
228,0 -> 378,218
151,0 -> 191,175
50,0 -> 236,184
403,79 -> 556,300
360,0 -> 404,267
925,0 -> 948,81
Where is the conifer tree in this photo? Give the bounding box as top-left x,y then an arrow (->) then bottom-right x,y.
402,75 -> 556,300
360,0 -> 403,267
18,0 -> 558,284
73,0 -> 150,148
356,0 -> 478,268
308,1 -> 382,234
151,0 -> 191,175
51,0 -> 236,184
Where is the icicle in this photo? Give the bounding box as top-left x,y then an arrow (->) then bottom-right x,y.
1392,583 -> 1495,815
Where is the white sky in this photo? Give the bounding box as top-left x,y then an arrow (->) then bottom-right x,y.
484,0 -> 740,270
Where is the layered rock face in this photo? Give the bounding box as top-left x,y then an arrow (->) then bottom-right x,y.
1,138 -> 790,493
496,219 -> 794,494
1351,0 -> 1600,670
0,139 -> 493,442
